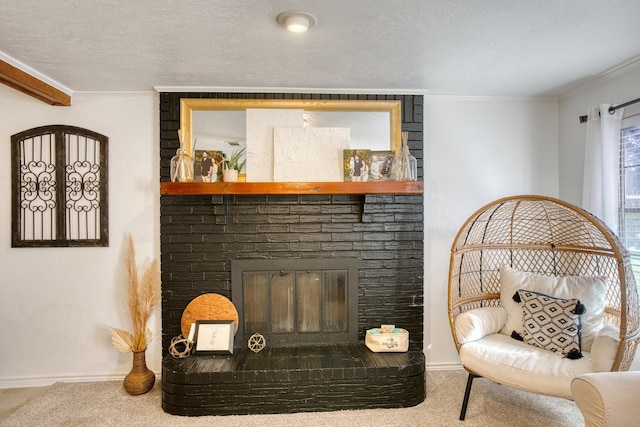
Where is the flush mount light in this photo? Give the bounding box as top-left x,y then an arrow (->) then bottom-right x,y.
276,10 -> 317,33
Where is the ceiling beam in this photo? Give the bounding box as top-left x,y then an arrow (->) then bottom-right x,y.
0,59 -> 71,106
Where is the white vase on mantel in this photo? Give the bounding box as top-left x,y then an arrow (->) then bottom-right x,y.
223,169 -> 239,182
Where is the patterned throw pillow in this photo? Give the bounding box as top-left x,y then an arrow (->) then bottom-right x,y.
512,289 -> 586,359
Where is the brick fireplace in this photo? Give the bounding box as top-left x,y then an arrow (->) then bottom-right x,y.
159,92 -> 425,415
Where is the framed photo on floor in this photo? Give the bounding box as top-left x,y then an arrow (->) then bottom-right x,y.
193,320 -> 235,354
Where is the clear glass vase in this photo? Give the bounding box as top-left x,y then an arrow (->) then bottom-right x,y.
395,131 -> 417,181
170,147 -> 194,182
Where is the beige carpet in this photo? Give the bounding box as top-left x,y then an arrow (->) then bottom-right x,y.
1,370 -> 584,427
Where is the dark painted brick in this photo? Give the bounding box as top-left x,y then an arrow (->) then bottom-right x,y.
256,224 -> 289,233
265,214 -> 299,223
290,205 -> 323,214
395,213 -> 425,222
254,242 -> 290,252
226,224 -> 259,234
160,242 -> 193,253
330,232 -> 363,242
299,233 -> 331,242
321,242 -> 354,251
299,214 -> 333,223
363,251 -> 396,260
361,232 -> 394,241
267,233 -> 300,243
362,213 -> 395,223
160,93 -> 424,370
289,242 -> 322,252
290,223 -> 322,233
353,241 -> 385,251
321,205 -> 356,214
321,223 -> 354,232
330,214 -> 361,223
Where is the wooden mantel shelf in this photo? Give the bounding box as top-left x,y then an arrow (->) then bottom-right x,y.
161,181 -> 424,195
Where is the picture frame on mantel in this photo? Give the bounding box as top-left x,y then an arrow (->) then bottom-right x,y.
194,150 -> 224,183
343,149 -> 371,182
193,320 -> 235,354
370,150 -> 396,182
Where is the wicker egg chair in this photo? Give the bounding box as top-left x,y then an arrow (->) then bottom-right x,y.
448,195 -> 640,420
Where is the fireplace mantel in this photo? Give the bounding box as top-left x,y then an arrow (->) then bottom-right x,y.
160,181 -> 423,195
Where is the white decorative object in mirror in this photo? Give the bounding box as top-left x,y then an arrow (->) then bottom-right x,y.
246,109 -> 303,182
273,127 -> 350,182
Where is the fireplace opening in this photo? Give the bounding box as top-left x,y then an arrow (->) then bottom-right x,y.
231,258 -> 358,347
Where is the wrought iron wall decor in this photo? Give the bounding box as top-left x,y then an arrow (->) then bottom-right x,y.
11,125 -> 108,247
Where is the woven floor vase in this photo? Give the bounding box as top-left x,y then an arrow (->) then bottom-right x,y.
123,351 -> 155,395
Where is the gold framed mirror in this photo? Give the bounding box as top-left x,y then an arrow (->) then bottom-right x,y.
179,98 -> 401,182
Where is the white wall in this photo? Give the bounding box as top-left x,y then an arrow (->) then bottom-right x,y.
0,87 -> 160,387
424,96 -> 559,368
0,87 -> 562,386
559,61 -> 640,205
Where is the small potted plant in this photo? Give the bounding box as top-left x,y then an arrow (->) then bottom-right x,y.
222,147 -> 246,182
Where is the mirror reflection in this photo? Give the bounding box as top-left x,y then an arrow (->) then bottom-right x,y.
193,110 -> 391,153
181,98 -> 401,182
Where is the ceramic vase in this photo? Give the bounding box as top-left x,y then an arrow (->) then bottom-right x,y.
123,350 -> 155,395
223,169 -> 239,182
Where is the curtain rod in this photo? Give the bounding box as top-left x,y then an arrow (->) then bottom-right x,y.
579,96 -> 640,123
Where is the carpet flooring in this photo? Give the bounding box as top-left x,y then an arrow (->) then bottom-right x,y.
0,369 -> 584,427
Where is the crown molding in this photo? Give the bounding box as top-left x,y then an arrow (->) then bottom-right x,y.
560,55 -> 640,100
153,86 -> 429,95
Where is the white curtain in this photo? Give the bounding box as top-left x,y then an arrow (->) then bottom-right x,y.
582,103 -> 624,233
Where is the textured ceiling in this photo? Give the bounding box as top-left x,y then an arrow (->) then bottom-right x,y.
1,0 -> 639,96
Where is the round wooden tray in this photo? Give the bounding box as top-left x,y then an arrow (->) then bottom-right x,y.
180,293 -> 239,336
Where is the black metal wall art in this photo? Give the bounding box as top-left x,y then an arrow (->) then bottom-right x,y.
11,125 -> 108,247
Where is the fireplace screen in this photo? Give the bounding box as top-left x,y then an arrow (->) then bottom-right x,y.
232,258 -> 358,346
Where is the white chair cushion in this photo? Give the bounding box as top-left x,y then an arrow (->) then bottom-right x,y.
499,265 -> 607,351
590,325 -> 620,372
455,306 -> 508,345
460,333 -> 595,399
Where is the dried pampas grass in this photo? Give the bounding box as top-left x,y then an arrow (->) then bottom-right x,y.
110,233 -> 160,353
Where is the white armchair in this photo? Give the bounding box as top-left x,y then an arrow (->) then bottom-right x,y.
572,371 -> 640,427
448,196 -> 640,421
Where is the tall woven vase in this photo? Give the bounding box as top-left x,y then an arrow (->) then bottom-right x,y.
123,351 -> 155,395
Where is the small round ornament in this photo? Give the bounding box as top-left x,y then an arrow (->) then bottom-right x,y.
248,333 -> 266,353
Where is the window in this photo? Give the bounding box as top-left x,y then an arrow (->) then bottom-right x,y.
11,125 -> 108,247
619,108 -> 640,283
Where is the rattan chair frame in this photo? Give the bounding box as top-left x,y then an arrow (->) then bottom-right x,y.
448,195 -> 640,382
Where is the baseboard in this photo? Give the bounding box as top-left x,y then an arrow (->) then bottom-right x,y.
426,362 -> 464,371
0,371 -> 160,390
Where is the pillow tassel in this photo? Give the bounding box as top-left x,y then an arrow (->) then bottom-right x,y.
512,291 -> 522,303
566,348 -> 583,360
511,331 -> 524,341
573,301 -> 586,315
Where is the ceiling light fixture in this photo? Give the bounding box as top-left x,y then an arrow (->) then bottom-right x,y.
276,10 -> 316,33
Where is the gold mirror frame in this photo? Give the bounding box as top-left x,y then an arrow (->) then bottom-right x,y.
179,98 -> 402,158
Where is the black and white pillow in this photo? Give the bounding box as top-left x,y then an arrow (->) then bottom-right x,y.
512,289 -> 586,359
